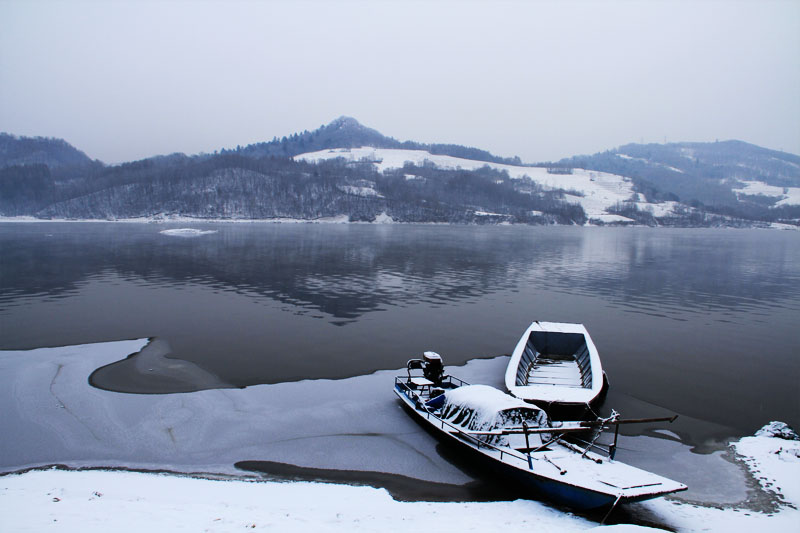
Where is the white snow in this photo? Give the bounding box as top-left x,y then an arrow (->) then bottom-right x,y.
373,211 -> 395,224
474,210 -> 509,217
732,427 -> 800,505
442,384 -> 543,429
2,340 -> 799,531
633,201 -> 680,218
337,185 -> 383,198
295,147 -> 637,219
615,153 -> 684,173
732,181 -> 800,206
637,427 -> 800,532
0,469 -> 599,533
589,214 -> 636,224
159,228 -> 218,237
2,425 -> 799,532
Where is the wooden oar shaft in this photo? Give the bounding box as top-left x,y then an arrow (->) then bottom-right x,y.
579,415 -> 678,427
464,415 -> 678,436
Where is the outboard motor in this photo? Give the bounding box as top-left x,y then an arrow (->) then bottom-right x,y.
422,351 -> 444,386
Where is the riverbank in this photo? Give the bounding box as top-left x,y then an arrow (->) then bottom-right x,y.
2,423 -> 798,533
0,216 -> 796,229
1,340 -> 799,531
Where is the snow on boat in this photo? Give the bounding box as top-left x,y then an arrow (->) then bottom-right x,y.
394,353 -> 686,512
505,322 -> 605,406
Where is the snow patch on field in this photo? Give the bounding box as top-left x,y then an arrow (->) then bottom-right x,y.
373,211 -> 394,224
337,185 -> 383,198
589,214 -> 635,224
634,201 -> 680,218
295,147 -> 636,218
615,153 -> 684,173
732,181 -> 800,206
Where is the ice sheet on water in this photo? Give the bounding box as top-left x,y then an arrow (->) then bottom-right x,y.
159,228 -> 218,237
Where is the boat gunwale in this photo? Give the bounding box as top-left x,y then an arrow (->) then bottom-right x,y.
504,321 -> 605,405
393,377 -> 685,505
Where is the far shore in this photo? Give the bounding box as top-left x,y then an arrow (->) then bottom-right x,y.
0,215 -> 796,230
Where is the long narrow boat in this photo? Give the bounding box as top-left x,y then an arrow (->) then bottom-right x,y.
505,322 -> 605,407
394,353 -> 686,512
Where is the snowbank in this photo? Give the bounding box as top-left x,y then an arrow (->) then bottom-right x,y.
733,423 -> 800,505
2,339 -> 799,531
2,422 -> 798,532
0,469 -> 597,533
638,423 -> 800,532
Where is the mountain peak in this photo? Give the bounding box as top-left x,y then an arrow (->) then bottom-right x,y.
328,116 -> 363,130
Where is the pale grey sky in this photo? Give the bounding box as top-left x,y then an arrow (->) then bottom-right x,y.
1,0 -> 798,164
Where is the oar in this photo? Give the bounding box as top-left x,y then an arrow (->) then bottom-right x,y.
581,415 -> 678,427
464,415 -> 678,436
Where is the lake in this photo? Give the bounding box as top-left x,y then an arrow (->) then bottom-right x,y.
1,222 -> 798,449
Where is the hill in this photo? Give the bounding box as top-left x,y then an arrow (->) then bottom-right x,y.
233,116 -> 523,166
0,133 -> 95,169
0,120 -> 797,227
558,141 -> 800,223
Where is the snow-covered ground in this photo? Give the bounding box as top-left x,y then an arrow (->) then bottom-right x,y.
616,153 -> 685,174
1,469 -> 602,533
732,180 -> 800,207
294,147 -> 647,219
1,340 -> 798,531
337,184 -> 383,198
1,429 -> 797,532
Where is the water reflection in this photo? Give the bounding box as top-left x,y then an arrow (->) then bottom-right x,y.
1,223 -> 798,434
2,225 -> 797,322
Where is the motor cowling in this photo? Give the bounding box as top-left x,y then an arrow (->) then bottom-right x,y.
422,351 -> 444,386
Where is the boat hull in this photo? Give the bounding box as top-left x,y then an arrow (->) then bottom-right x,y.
394,384 -> 678,511
505,322 -> 605,406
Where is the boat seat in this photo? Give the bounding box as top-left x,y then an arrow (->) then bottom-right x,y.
408,376 -> 434,394
528,358 -> 583,388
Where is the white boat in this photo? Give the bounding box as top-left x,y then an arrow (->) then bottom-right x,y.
505,322 -> 605,406
394,353 -> 686,512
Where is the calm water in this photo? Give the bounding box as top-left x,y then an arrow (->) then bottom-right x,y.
1,223 -> 798,444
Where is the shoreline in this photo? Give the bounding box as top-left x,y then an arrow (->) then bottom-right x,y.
2,340 -> 798,530
2,426 -> 798,533
0,215 -> 796,230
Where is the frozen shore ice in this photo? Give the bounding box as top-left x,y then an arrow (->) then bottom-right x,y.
1,340 -> 798,531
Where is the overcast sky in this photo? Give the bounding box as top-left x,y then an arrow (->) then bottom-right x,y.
1,0 -> 798,164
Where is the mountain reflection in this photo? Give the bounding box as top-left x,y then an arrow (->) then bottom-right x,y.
2,224 -> 797,323
2,223 -> 799,402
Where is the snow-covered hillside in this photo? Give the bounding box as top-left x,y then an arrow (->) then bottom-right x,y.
732,180 -> 800,207
295,147 -> 657,222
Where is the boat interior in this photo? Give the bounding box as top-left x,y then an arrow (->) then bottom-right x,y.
515,331 -> 592,389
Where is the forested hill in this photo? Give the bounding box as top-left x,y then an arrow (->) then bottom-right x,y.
234,116 -> 523,166
557,140 -> 800,223
0,133 -> 96,169
0,119 -> 798,227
